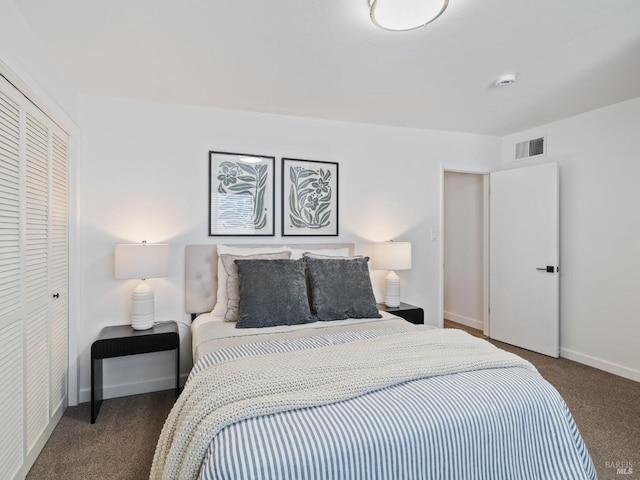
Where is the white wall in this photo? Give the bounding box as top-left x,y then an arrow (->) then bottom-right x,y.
443,172 -> 485,330
501,96 -> 640,381
77,95 -> 501,402
0,0 -> 77,123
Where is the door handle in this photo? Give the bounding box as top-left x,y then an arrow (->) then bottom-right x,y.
536,266 -> 557,273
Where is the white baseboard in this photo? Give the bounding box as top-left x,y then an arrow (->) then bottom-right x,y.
444,311 -> 483,331
560,347 -> 640,383
78,374 -> 188,404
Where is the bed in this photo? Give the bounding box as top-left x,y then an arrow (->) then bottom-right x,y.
151,243 -> 597,480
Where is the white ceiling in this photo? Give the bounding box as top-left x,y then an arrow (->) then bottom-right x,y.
12,0 -> 640,136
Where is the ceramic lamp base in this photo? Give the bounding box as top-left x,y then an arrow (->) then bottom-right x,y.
131,280 -> 155,330
384,270 -> 401,308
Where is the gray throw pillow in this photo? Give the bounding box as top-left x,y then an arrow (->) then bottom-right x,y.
221,251 -> 291,322
235,258 -> 315,328
305,256 -> 382,320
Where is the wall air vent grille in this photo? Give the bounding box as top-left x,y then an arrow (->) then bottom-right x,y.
515,136 -> 546,160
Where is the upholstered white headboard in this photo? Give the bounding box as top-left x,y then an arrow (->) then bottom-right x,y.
185,243 -> 355,316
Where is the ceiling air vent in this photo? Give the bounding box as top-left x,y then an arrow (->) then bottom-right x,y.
515,136 -> 546,160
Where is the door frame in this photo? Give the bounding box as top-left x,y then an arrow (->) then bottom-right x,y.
1,60 -> 80,406
440,167 -> 490,335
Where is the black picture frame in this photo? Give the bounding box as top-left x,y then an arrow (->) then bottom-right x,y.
281,158 -> 339,236
209,151 -> 275,236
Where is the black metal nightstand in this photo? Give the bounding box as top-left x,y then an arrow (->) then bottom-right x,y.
91,321 -> 180,423
378,302 -> 424,325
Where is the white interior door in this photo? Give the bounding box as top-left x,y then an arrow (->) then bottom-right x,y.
489,162 -> 559,357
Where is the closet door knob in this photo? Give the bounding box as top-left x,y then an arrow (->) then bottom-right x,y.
53,293 -> 60,299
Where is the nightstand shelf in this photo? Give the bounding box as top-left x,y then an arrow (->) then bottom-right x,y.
378,302 -> 424,325
91,321 -> 180,423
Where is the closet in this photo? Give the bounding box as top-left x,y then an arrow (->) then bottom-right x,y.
0,74 -> 69,479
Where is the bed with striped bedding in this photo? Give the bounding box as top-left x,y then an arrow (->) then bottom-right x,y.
151,324 -> 596,480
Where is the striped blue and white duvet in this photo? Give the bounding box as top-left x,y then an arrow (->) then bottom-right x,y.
191,326 -> 596,480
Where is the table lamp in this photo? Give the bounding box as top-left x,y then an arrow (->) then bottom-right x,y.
373,241 -> 412,308
115,241 -> 169,330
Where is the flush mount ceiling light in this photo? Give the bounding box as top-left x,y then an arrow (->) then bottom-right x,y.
369,0 -> 448,31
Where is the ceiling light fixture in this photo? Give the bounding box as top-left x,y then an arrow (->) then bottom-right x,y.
369,0 -> 448,32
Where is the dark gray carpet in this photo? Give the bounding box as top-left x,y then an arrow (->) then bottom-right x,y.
27,342 -> 639,480
27,390 -> 176,480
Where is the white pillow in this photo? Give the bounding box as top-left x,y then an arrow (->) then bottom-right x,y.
211,245 -> 292,316
289,247 -> 350,260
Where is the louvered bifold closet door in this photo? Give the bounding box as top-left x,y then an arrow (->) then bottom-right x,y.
0,79 -> 25,480
24,110 -> 50,453
50,130 -> 68,413
0,73 -> 69,480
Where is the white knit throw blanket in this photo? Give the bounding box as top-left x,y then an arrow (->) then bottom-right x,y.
150,328 -> 536,480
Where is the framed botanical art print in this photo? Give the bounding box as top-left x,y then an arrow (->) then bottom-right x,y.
281,158 -> 339,236
209,151 -> 275,236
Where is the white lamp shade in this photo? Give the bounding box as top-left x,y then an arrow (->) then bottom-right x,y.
369,0 -> 448,31
115,243 -> 169,280
372,242 -> 412,271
